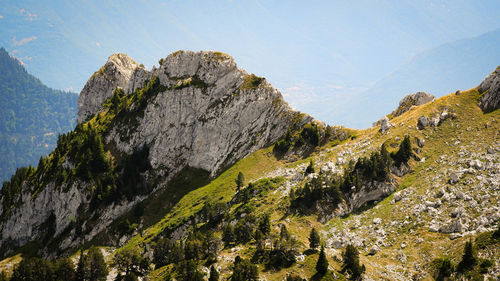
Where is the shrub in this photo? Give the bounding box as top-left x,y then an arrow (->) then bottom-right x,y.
240,74 -> 265,90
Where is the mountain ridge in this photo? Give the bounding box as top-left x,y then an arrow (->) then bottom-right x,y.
0,50 -> 312,257
0,51 -> 498,281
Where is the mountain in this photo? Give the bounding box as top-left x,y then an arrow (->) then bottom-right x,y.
0,47 -> 78,184
0,50 -> 311,257
342,29 -> 500,128
0,51 -> 498,281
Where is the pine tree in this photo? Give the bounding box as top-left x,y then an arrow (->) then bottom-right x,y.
75,249 -> 88,281
208,265 -> 219,281
222,224 -> 235,246
280,224 -> 291,242
457,240 -> 476,273
342,244 -> 363,280
87,247 -> 108,281
392,135 -> 412,165
235,172 -> 245,190
315,246 -> 329,275
231,257 -> 259,281
309,228 -> 320,250
259,213 -> 271,235
54,257 -> 75,281
305,160 -> 315,174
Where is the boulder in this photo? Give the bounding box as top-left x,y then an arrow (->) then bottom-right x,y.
469,159 -> 483,170
417,116 -> 430,130
439,218 -> 465,234
393,191 -> 402,202
379,116 -> 393,133
369,245 -> 379,255
449,172 -> 459,184
415,137 -> 425,148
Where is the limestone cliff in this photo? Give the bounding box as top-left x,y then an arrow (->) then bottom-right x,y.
0,50 -> 312,256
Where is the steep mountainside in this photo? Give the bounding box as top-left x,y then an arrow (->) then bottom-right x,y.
0,48 -> 78,184
0,52 -> 498,281
0,50 -> 311,257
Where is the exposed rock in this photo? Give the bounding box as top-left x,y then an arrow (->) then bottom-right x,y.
393,191 -> 402,202
469,159 -> 483,170
415,137 -> 425,148
449,172 -> 460,184
369,245 -> 379,255
346,181 -> 397,212
417,116 -> 430,130
0,50 -> 313,255
379,116 -> 393,133
451,207 -> 465,218
391,163 -> 410,177
397,253 -> 407,263
487,147 -> 495,154
390,92 -> 435,118
430,117 -> 440,127
77,53 -> 138,123
439,218 -> 465,234
478,65 -> 500,112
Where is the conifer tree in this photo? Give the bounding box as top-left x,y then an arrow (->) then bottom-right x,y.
315,246 -> 329,275
309,228 -> 320,250
280,224 -> 291,242
235,172 -> 245,190
208,265 -> 219,281
457,240 -> 476,273
75,249 -> 88,281
305,160 -> 315,174
259,213 -> 271,235
342,244 -> 363,280
87,247 -> 108,281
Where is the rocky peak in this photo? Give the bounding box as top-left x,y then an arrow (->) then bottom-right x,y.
160,50 -> 237,84
478,65 -> 500,112
391,91 -> 435,118
77,53 -> 138,123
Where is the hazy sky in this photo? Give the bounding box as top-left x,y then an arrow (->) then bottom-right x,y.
1,0 -> 499,127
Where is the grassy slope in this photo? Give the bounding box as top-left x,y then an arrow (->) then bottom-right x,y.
1,87 -> 498,280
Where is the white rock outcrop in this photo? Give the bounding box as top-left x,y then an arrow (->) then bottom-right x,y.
77,53 -> 139,123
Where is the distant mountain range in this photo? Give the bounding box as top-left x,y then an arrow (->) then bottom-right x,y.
339,28 -> 500,128
0,47 -> 78,183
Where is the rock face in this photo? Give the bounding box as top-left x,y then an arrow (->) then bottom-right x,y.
478,65 -> 500,112
77,53 -> 139,123
0,50 -> 312,255
390,91 -> 435,118
378,116 -> 393,133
